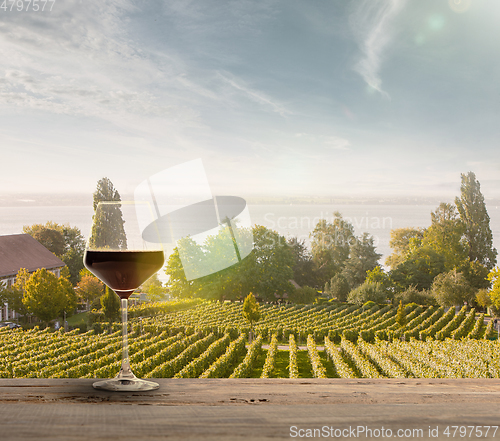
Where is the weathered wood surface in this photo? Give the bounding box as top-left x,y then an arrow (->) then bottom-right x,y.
1,378 -> 500,440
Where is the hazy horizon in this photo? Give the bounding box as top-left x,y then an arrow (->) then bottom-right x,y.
2,191 -> 499,208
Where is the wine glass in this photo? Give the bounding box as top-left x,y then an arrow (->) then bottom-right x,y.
84,201 -> 164,391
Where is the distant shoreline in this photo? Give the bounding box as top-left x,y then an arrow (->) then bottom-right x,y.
2,193 -> 499,207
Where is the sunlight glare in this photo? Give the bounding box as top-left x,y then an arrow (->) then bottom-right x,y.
448,0 -> 471,14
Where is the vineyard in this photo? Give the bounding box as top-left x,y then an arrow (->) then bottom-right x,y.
1,301 -> 499,379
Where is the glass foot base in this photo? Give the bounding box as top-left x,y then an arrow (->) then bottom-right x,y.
93,377 -> 159,392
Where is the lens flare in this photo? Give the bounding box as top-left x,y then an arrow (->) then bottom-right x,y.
448,0 -> 471,13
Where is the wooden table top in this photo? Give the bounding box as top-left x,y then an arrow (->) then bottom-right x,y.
1,378 -> 500,440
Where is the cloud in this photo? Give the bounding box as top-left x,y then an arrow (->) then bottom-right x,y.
350,0 -> 406,97
217,71 -> 292,116
0,1 -> 217,134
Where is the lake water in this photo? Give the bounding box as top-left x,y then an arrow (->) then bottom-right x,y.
2,203 -> 500,269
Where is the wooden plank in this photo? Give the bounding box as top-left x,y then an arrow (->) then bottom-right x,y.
1,379 -> 500,440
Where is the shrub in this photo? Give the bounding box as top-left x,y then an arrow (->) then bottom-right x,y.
348,282 -> 387,305
289,286 -> 318,304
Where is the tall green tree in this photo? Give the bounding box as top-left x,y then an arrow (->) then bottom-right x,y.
90,178 -> 127,249
455,171 -> 497,270
341,233 -> 381,288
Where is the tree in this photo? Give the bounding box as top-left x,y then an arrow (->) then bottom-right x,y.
431,269 -> 474,307
141,273 -> 168,302
395,300 -> 406,327
23,226 -> 65,256
487,267 -> 500,312
7,267 -> 32,317
77,274 -> 105,310
366,266 -> 391,288
22,268 -> 76,326
461,260 -> 490,291
475,289 -> 491,310
310,213 -> 356,286
90,177 -> 127,249
422,202 -> 468,271
242,292 -> 260,342
341,233 -> 381,289
0,285 -> 7,307
165,225 -> 294,302
325,273 -> 350,302
385,227 -> 425,269
394,285 -> 435,306
59,224 -> 86,285
347,282 -> 387,305
24,222 -> 86,285
93,177 -> 122,210
101,287 -> 121,322
286,237 -> 318,288
455,171 -> 497,270
389,245 -> 446,292
58,268 -> 78,317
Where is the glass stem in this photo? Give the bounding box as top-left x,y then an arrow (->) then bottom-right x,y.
118,297 -> 134,379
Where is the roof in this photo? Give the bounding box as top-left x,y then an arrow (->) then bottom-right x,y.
0,234 -> 65,278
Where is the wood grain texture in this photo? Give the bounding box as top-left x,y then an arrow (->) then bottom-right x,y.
1,379 -> 500,440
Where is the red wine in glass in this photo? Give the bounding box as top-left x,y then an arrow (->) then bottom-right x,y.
84,250 -> 164,299
84,201 -> 164,391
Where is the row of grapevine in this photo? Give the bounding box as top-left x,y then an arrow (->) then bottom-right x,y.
451,308 -> 476,340
141,332 -> 212,378
324,336 -> 356,378
230,335 -> 263,378
173,334 -> 232,378
420,306 -> 456,340
288,334 -> 299,378
357,339 -> 408,378
306,335 -> 327,378
340,338 -> 383,378
199,334 -> 247,378
2,299 -> 499,380
435,306 -> 467,340
260,334 -> 278,378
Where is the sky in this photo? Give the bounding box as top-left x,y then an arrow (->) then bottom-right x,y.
1,0 -> 500,201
